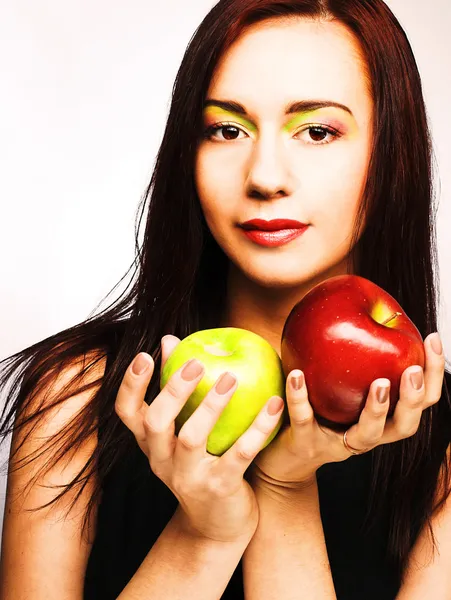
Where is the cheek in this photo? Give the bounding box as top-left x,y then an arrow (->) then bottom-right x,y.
301,142 -> 369,228
195,143 -> 247,192
195,149 -> 238,228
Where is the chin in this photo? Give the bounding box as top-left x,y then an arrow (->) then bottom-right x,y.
240,257 -> 350,291
241,264 -> 317,289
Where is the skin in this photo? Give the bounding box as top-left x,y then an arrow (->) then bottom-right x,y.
1,15 -> 447,600
192,16 -> 445,478
195,17 -> 372,354
115,17 -> 446,590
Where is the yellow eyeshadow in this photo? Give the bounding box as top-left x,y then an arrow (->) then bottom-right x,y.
203,106 -> 257,132
283,109 -> 358,138
283,111 -> 318,132
203,106 -> 358,138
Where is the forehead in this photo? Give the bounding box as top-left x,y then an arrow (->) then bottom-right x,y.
207,17 -> 372,119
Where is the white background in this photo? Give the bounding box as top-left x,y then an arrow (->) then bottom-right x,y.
0,0 -> 450,541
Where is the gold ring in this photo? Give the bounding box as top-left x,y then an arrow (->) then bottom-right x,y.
343,429 -> 368,456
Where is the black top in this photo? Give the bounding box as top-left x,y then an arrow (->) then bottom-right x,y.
83,366 -> 451,600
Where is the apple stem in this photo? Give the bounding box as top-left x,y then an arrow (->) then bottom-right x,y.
381,312 -> 402,326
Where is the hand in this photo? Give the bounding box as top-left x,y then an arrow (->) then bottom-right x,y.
251,332 -> 445,490
114,335 -> 285,543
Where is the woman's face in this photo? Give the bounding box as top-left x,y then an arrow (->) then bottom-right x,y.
195,17 -> 373,289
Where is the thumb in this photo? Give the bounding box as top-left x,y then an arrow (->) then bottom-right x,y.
160,334 -> 180,373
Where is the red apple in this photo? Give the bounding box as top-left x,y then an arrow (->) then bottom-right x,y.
281,274 -> 425,429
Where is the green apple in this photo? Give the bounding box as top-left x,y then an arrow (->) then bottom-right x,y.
160,327 -> 286,456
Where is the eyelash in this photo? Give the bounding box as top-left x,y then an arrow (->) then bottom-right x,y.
203,122 -> 342,145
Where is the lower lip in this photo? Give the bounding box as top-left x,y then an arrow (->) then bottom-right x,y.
241,227 -> 308,247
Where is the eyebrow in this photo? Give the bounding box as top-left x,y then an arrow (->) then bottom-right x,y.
204,98 -> 354,117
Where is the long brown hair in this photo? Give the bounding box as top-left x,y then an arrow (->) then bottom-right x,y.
1,0 -> 449,579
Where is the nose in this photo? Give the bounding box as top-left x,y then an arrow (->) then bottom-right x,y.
245,132 -> 297,200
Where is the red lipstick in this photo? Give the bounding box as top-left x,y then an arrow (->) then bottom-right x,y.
241,219 -> 307,231
239,219 -> 309,247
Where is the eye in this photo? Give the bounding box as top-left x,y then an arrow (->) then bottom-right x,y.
203,122 -> 341,145
294,125 -> 341,145
203,122 -> 248,142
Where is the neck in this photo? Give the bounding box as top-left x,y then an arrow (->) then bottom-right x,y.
219,259 -> 352,357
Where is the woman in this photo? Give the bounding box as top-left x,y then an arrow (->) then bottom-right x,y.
0,0 -> 450,598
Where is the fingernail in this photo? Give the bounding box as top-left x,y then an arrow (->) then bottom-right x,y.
430,332 -> 443,355
215,372 -> 237,395
410,367 -> 424,390
161,334 -> 175,349
376,384 -> 389,403
181,359 -> 204,381
132,353 -> 152,375
290,370 -> 304,391
267,396 -> 284,415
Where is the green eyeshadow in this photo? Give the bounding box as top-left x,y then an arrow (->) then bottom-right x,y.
203,104 -> 357,138
203,106 -> 257,132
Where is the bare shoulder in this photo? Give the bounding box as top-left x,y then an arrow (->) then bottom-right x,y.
0,349 -> 108,598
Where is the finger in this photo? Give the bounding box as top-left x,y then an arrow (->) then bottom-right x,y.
174,371 -> 239,470
381,365 -> 425,444
285,370 -> 315,441
423,332 -> 445,408
161,335 -> 181,375
218,395 -> 285,479
344,379 -> 390,453
114,352 -> 155,446
145,358 -> 205,464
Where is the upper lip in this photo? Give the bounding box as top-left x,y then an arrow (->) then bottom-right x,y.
240,219 -> 308,231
